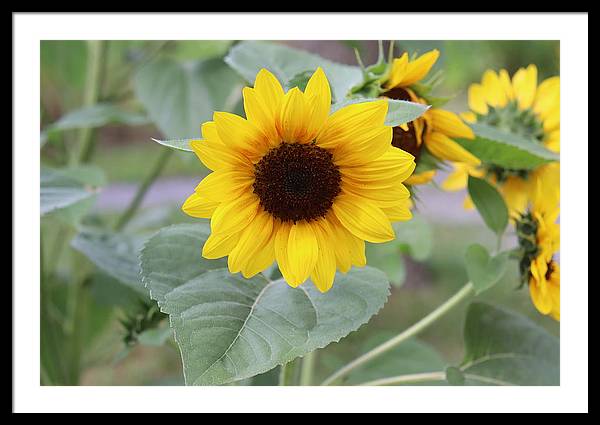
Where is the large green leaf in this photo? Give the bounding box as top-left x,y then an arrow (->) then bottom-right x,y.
40,167 -> 100,216
455,302 -> 559,386
225,41 -> 363,103
134,57 -> 243,139
43,103 -> 148,140
455,123 -> 559,170
468,175 -> 509,236
464,244 -> 510,295
71,228 -> 148,295
141,223 -> 391,385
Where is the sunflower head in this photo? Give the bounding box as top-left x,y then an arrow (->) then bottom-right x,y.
381,49 -> 477,186
514,181 -> 560,321
182,68 -> 416,292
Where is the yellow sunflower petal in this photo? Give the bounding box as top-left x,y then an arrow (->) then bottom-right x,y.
190,139 -> 252,171
304,67 -> 331,139
498,69 -> 514,101
214,111 -> 267,158
274,222 -> 297,286
542,106 -> 560,133
499,176 -> 530,216
385,53 -> 409,88
253,68 -> 285,114
512,65 -> 538,110
441,163 -> 470,191
534,76 -> 560,120
317,100 -> 388,149
481,70 -> 507,108
530,280 -> 553,315
341,147 -> 416,184
328,214 -> 366,270
243,230 -> 276,279
342,180 -> 411,208
382,199 -> 413,222
332,194 -> 395,243
425,132 -> 481,166
194,169 -> 254,203
460,111 -> 477,123
203,231 -> 241,259
400,49 -> 440,87
287,221 -> 319,286
428,108 -> 475,139
228,210 -> 274,274
310,220 -> 337,293
333,126 -> 393,167
468,83 -> 489,115
242,87 -> 280,146
405,170 -> 436,186
182,192 -> 219,218
277,87 -> 310,143
544,129 -> 560,153
210,193 -> 259,236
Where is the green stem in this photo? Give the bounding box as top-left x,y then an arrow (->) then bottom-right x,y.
75,40 -> 104,164
279,360 -> 300,386
114,148 -> 173,231
299,351 -> 317,386
321,282 -> 475,386
357,371 -> 446,386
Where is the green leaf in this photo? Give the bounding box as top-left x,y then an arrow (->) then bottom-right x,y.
140,223 -> 391,385
150,137 -> 195,152
40,167 -> 99,216
464,244 -> 510,294
71,229 -> 148,295
391,214 -> 434,261
458,302 -> 559,385
331,98 -> 429,127
454,123 -> 559,170
43,103 -> 148,136
366,243 -> 406,287
225,40 -> 363,103
134,57 -> 243,139
467,175 -> 509,236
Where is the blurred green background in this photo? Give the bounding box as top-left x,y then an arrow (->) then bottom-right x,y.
40,40 -> 560,385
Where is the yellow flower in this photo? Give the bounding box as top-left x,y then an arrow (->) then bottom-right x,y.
444,65 -> 560,214
383,50 -> 478,185
182,68 -> 416,292
516,179 -> 560,320
530,258 -> 560,321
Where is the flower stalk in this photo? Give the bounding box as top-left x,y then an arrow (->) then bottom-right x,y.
321,281 -> 475,386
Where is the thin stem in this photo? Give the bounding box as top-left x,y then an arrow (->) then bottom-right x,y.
114,148 -> 173,231
75,40 -> 104,164
279,360 -> 300,386
299,351 -> 317,386
357,371 -> 446,386
321,282 -> 475,386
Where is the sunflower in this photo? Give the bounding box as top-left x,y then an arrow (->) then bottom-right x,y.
182,68 -> 416,292
382,49 -> 479,185
516,180 -> 560,320
443,65 -> 560,214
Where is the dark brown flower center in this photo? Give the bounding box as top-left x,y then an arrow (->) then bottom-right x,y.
545,261 -> 555,281
383,87 -> 423,160
253,142 -> 341,223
